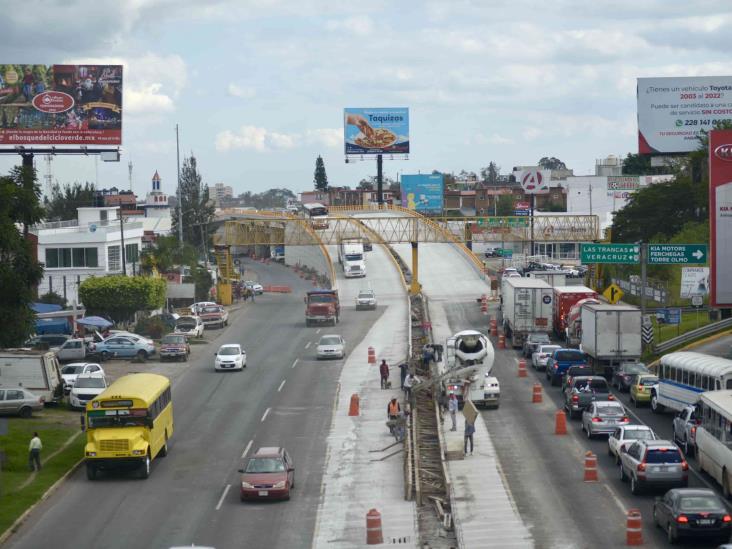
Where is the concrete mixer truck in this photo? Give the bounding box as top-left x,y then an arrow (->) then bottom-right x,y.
441,330 -> 499,408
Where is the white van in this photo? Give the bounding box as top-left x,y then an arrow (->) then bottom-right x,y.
0,350 -> 63,403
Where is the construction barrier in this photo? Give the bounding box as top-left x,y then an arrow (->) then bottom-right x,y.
555,410 -> 567,435
366,508 -> 384,545
583,451 -> 598,482
348,394 -> 360,416
263,285 -> 292,293
626,509 -> 643,546
489,318 -> 497,337
497,334 -> 506,350
480,294 -> 488,314
518,359 -> 528,378
368,347 -> 376,364
532,383 -> 542,403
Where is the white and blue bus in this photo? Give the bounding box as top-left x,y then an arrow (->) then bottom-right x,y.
696,390 -> 732,496
651,352 -> 732,414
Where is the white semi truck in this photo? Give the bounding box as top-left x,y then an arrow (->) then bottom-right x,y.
338,238 -> 366,278
500,277 -> 554,349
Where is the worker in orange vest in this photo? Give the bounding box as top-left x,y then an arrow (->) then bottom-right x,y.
387,398 -> 401,435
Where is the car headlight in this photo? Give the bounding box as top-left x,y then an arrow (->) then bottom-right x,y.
242,481 -> 254,489
86,451 -> 97,457
273,480 -> 286,489
132,450 -> 145,456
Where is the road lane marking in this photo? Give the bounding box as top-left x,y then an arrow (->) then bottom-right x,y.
316,328 -> 321,334
241,439 -> 253,459
215,484 -> 231,510
261,407 -> 271,422
292,358 -> 299,368
305,342 -> 311,349
278,379 -> 286,392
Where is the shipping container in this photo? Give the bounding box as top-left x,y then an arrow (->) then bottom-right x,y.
580,303 -> 642,377
500,277 -> 553,348
553,286 -> 598,339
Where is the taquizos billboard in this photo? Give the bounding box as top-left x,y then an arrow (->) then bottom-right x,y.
0,64 -> 122,145
344,108 -> 409,155
709,129 -> 732,307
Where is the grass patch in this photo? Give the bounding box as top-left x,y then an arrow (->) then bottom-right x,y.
653,310 -> 713,343
0,408 -> 84,535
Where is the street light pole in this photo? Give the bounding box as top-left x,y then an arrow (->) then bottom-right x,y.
119,206 -> 127,276
176,124 -> 183,246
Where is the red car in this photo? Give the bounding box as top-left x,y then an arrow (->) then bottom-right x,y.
239,447 -> 295,501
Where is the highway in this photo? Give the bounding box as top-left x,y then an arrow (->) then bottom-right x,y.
6,259 -> 384,549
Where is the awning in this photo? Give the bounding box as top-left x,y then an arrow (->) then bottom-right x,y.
76,316 -> 113,329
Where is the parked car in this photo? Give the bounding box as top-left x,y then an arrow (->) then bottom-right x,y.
355,289 -> 377,310
581,401 -> 628,438
60,362 -> 104,393
523,332 -> 551,359
564,376 -> 613,419
25,334 -> 70,348
214,344 -> 246,371
0,388 -> 44,417
160,334 -> 190,362
612,362 -> 650,392
175,315 -> 204,339
531,344 -> 561,371
316,335 -> 345,360
191,301 -> 217,315
653,488 -> 732,544
68,373 -> 107,409
545,348 -> 588,386
54,338 -> 96,362
630,374 -> 659,407
245,281 -> 264,295
619,439 -> 689,495
238,446 -> 295,501
106,331 -> 155,346
608,425 -> 657,465
96,336 -> 156,361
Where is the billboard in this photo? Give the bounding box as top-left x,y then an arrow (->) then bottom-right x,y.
637,76 -> 732,154
680,267 -> 709,299
710,130 -> 732,307
516,169 -> 550,194
400,173 -> 443,214
0,64 -> 122,145
344,108 -> 409,155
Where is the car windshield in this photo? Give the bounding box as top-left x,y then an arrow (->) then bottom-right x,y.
540,346 -> 560,353
75,377 -> 105,389
645,448 -> 682,463
245,457 -> 286,473
202,307 -> 220,314
679,496 -> 723,511
623,363 -> 648,374
625,429 -> 654,440
162,335 -> 186,344
309,295 -> 333,303
358,292 -> 374,298
320,337 -> 341,346
596,405 -> 624,416
639,377 -> 658,386
555,351 -> 584,361
530,334 -> 551,343
218,347 -> 240,356
62,365 -> 84,375
88,415 -> 148,428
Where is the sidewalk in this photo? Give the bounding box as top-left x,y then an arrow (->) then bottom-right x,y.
311,295 -> 418,548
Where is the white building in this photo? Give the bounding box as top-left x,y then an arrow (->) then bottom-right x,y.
136,170 -> 172,234
214,182 -> 233,205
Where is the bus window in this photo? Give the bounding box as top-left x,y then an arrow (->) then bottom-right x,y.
726,379 -> 732,390
682,370 -> 689,385
718,379 -> 723,390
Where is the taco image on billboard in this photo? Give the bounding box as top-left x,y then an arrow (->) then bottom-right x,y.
354,127 -> 397,149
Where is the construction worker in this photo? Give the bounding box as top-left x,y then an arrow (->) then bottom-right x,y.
448,394 -> 458,431
404,372 -> 415,401
379,359 -> 390,389
464,419 -> 475,455
398,362 -> 408,389
387,398 -> 401,435
422,345 -> 434,368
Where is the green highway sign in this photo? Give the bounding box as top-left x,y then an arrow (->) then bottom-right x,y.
648,244 -> 707,265
476,217 -> 529,228
580,243 -> 640,264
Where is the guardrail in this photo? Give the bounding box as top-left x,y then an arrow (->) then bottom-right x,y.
654,317 -> 732,354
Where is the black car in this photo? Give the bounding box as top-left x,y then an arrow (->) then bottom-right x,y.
653,488 -> 732,544
611,362 -> 650,392
523,332 -> 551,358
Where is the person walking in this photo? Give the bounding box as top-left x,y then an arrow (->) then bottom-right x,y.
28,432 -> 42,471
422,345 -> 434,368
379,359 -> 390,389
398,362 -> 408,390
404,372 -> 414,401
448,394 -> 458,431
386,398 -> 401,435
464,420 -> 475,455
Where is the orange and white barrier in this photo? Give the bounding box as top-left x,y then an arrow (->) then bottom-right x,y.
626,509 -> 643,546
366,508 -> 384,545
555,410 -> 567,435
518,359 -> 528,378
583,451 -> 598,482
368,347 -> 376,364
532,383 -> 542,403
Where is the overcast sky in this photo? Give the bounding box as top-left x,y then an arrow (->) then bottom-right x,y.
1,0 -> 731,198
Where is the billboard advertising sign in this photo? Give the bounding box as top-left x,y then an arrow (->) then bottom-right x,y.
0,64 -> 122,146
517,169 -> 550,194
607,176 -> 640,191
710,130 -> 732,306
401,173 -> 443,214
680,267 -> 709,299
344,108 -> 409,155
637,76 -> 732,154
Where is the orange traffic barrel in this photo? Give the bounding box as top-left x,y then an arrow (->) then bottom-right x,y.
497,335 -> 506,350
555,409 -> 567,435
584,451 -> 598,482
518,359 -> 528,378
348,394 -> 360,416
532,383 -> 542,403
368,347 -> 376,364
366,508 -> 384,545
626,509 -> 643,545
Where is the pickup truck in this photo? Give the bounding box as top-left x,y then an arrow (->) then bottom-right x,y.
199,305 -> 229,329
545,348 -> 588,386
563,375 -> 613,419
54,338 -> 97,362
672,405 -> 699,457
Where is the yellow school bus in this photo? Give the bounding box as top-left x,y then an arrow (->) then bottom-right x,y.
84,373 -> 173,480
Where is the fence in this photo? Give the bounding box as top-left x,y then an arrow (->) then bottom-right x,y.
654,317 -> 732,354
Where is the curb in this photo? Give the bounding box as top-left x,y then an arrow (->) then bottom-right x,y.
0,457 -> 84,545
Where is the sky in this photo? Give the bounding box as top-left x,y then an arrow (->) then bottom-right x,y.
1,0 -> 731,199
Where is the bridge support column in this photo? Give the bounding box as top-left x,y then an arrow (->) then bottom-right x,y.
410,241 -> 421,295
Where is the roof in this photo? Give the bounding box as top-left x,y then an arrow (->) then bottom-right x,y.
699,389 -> 732,413
582,303 -> 639,312
253,446 -> 282,457
31,303 -> 63,314
95,373 -> 169,404
308,289 -> 337,294
553,286 -> 595,294
660,352 -> 732,379
219,343 -> 241,349
502,277 -> 552,289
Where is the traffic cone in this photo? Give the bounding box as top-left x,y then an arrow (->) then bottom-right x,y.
348,394 -> 360,416
497,334 -> 506,350
555,410 -> 567,435
518,359 -> 528,378
366,508 -> 384,545
489,319 -> 497,337
584,451 -> 598,482
626,509 -> 643,546
368,347 -> 376,364
532,383 -> 542,403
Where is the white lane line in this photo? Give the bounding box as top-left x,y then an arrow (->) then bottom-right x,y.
241,439 -> 253,459
602,483 -> 628,515
291,358 -> 299,369
305,341 -> 311,349
278,379 -> 286,392
261,407 -> 271,422
316,328 -> 321,334
215,484 -> 231,510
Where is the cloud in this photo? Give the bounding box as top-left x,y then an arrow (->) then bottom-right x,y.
215,126 -> 342,152
305,128 -> 342,148
325,15 -> 374,36
227,83 -> 257,99
466,133 -> 515,146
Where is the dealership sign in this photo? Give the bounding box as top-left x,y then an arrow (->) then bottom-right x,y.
710,130 -> 732,307
344,107 -> 409,155
518,169 -> 550,194
637,76 -> 732,154
680,267 -> 709,299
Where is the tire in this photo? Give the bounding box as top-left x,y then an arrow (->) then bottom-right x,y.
159,433 -> 168,458
586,425 -> 593,439
651,394 -> 664,414
667,523 -> 677,544
137,350 -> 148,360
138,453 -> 151,479
101,351 -> 110,362
86,463 -> 97,480
652,506 -> 660,527
19,406 -> 32,418
615,453 -> 621,466
607,446 -> 614,457
724,470 -> 731,499
684,438 -> 694,457
619,463 -> 627,482
631,475 -> 642,495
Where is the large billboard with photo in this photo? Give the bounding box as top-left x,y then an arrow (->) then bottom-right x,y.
400,173 -> 443,214
344,107 -> 409,155
709,130 -> 732,307
638,76 -> 732,154
0,64 -> 122,145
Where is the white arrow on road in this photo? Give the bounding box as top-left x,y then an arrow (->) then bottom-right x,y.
693,249 -> 704,260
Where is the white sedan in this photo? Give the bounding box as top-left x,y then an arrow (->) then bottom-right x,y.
532,344 -> 561,370
69,373 -> 108,409
214,344 -> 246,371
245,281 -> 264,295
607,424 -> 657,464
316,335 -> 345,360
355,289 -> 377,310
60,362 -> 105,393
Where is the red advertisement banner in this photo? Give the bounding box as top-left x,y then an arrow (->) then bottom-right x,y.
709,130 -> 732,307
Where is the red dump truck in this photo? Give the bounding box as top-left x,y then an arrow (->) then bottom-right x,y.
553,286 -> 598,339
305,289 -> 340,326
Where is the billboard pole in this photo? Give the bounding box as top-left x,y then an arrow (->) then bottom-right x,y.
377,154 -> 383,207
529,194 -> 535,258
176,124 -> 183,246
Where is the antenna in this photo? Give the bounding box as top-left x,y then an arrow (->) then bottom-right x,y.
44,154 -> 53,198
128,159 -> 133,191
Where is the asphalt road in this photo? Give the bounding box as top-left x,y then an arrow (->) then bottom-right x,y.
6,259 -> 381,549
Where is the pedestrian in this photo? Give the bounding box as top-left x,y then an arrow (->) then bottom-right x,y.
464,419 -> 475,455
448,394 -> 458,431
398,362 -> 408,389
379,359 -> 390,389
433,344 -> 443,362
28,432 -> 42,471
422,345 -> 434,368
386,398 -> 401,435
404,372 -> 414,401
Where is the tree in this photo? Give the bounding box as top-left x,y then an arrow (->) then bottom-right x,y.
538,157 -> 567,170
236,188 -> 296,209
185,266 -> 214,302
43,181 -> 96,221
480,162 -> 500,185
314,155 -> 329,191
0,166 -> 45,347
495,195 -> 515,216
172,154 -> 215,250
38,291 -> 67,308
140,235 -> 198,275
79,275 -> 166,323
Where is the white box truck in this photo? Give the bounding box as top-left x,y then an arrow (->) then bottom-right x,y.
580,303 -> 642,378
525,270 -> 567,287
0,350 -> 63,403
500,278 -> 554,348
338,238 -> 366,278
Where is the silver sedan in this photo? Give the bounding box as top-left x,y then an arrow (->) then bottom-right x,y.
581,401 -> 629,439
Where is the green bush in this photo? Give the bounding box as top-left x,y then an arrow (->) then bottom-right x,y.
134,316 -> 168,339
79,275 -> 166,323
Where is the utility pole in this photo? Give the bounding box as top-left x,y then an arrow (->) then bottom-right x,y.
639,242 -> 647,317
119,205 -> 127,276
176,124 -> 183,245
376,154 -> 383,207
